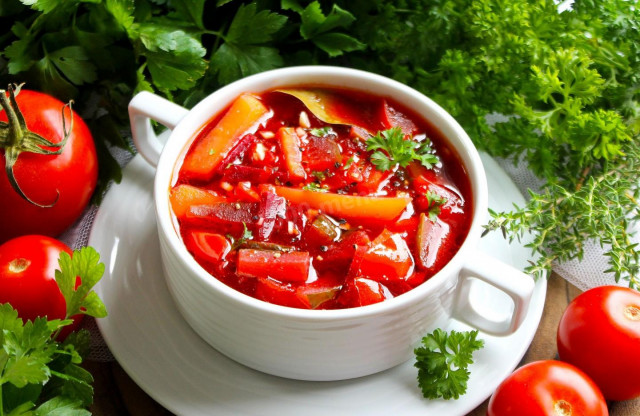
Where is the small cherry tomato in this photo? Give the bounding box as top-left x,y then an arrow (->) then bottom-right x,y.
557,285 -> 640,401
0,235 -> 83,336
0,87 -> 98,243
487,360 -> 608,416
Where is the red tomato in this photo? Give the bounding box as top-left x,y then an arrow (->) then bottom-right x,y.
0,89 -> 98,243
488,360 -> 608,416
0,235 -> 83,336
557,285 -> 640,401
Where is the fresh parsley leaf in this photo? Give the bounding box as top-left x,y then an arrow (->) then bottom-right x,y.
210,3 -> 286,84
54,246 -> 107,320
34,395 -> 90,415
48,46 -> 98,85
414,328 -> 484,400
296,1 -> 365,57
1,317 -> 59,388
211,43 -> 283,86
137,24 -> 207,91
367,127 -> 439,172
225,3 -> 287,45
170,0 -> 207,30
425,191 -> 448,221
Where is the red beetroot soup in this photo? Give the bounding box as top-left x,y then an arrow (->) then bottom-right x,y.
170,87 -> 473,309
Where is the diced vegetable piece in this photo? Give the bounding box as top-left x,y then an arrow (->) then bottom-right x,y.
237,249 -> 310,282
221,165 -> 270,184
350,126 -> 371,141
170,184 -> 226,218
416,213 -> 451,270
257,189 -> 287,240
304,135 -> 341,171
272,186 -> 411,221
297,279 -> 342,309
185,232 -> 231,263
305,214 -> 341,246
255,278 -> 311,309
182,94 -> 269,180
352,229 -> 414,282
408,162 -> 465,220
235,181 -> 260,202
277,127 -> 306,181
337,277 -> 391,307
378,99 -> 418,135
323,230 -> 370,267
185,202 -> 258,225
345,162 -> 364,183
219,133 -> 257,168
356,165 -> 389,194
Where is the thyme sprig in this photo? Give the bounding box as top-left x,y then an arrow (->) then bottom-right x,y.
484,140 -> 640,287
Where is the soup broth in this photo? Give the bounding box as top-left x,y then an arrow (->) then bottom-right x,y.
170,87 -> 473,309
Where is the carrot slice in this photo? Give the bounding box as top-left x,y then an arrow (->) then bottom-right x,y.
277,127 -> 306,181
170,184 -> 226,218
181,94 -> 270,180
271,186 -> 411,221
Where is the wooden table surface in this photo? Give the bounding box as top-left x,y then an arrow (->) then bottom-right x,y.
86,274 -> 640,416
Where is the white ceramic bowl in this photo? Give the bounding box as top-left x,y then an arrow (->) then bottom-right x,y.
129,66 -> 535,381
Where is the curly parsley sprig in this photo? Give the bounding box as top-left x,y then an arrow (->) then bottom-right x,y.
414,328 -> 484,400
366,127 -> 439,172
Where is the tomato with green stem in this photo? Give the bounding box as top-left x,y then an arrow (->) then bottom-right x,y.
0,85 -> 98,243
557,285 -> 640,401
487,360 -> 608,416
0,235 -> 83,338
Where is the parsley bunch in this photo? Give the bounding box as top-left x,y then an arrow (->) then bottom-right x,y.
0,247 -> 107,415
414,329 -> 484,400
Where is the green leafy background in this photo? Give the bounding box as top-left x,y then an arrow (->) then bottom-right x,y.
1,0 -> 639,285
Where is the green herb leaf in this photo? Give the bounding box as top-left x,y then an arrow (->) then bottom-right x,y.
210,43 -> 283,86
137,24 -> 207,91
425,191 -> 448,221
48,46 -> 98,85
210,3 -> 286,84
367,127 -> 439,172
34,395 -> 90,415
54,246 -> 107,319
414,328 -> 484,400
297,1 -> 365,57
302,182 -> 329,192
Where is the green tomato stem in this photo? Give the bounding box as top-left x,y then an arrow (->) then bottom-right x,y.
0,84 -> 73,207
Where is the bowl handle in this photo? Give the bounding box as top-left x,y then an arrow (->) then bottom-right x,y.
129,91 -> 189,167
453,251 -> 536,335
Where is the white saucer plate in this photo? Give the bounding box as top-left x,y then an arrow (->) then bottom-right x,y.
90,153 -> 546,416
